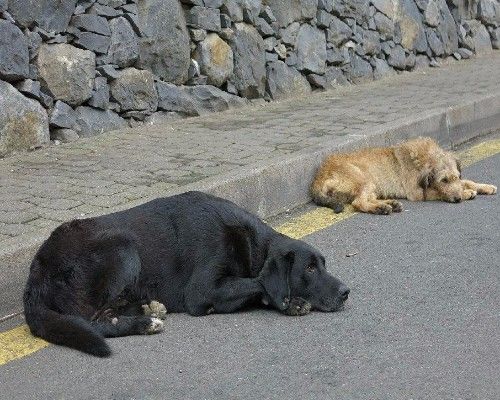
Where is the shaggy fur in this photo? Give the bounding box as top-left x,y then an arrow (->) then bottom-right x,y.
311,137 -> 497,214
24,191 -> 349,357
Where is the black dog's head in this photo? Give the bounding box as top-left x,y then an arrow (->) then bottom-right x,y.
261,237 -> 349,313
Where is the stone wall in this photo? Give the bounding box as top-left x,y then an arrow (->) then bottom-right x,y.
0,0 -> 499,157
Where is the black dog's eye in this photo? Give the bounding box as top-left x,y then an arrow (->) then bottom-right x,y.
306,264 -> 316,273
441,177 -> 449,183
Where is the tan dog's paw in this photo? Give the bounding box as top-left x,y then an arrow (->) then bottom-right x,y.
386,200 -> 403,213
463,189 -> 477,200
372,204 -> 393,215
478,184 -> 497,195
142,300 -> 167,319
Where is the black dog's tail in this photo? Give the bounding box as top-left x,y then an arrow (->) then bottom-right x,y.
23,273 -> 111,357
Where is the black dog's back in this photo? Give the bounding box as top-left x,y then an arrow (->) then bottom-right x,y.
23,192 -> 273,356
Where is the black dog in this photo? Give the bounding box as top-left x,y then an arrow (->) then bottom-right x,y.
24,191 -> 349,357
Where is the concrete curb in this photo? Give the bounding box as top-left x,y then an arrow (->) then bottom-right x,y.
1,88 -> 500,320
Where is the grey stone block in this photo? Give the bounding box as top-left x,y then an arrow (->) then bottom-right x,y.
372,57 -> 395,79
387,45 -> 407,69
50,101 -> 78,129
0,80 -> 49,157
427,29 -> 444,56
88,77 -> 110,110
346,53 -> 373,83
97,64 -> 120,80
317,10 -> 332,28
205,0 -> 224,8
255,18 -> 275,37
0,21 -> 30,82
73,31 -> 111,54
37,44 -> 95,106
280,22 -> 300,46
26,31 -> 42,61
15,79 -> 41,100
70,14 -> 111,36
230,23 -> 266,99
110,68 -> 158,113
194,33 -> 234,87
327,17 -> 353,47
8,0 -> 77,33
220,13 -> 232,28
50,128 -> 79,143
188,6 -> 222,32
260,6 -> 277,23
109,17 -> 139,68
89,3 -> 121,17
136,0 -> 190,85
74,106 -> 127,137
221,0 -> 243,22
266,60 -> 312,100
296,24 -> 327,74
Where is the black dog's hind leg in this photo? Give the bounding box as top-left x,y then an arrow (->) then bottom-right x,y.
87,232 -> 166,336
92,314 -> 164,337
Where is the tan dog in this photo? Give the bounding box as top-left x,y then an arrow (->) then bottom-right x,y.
311,137 -> 497,214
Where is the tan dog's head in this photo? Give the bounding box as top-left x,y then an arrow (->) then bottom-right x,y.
418,147 -> 463,202
397,137 -> 464,203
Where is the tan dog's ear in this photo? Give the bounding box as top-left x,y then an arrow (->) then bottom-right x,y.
456,158 -> 462,178
418,168 -> 435,190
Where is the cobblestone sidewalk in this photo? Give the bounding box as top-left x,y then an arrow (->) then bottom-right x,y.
1,53 -> 500,251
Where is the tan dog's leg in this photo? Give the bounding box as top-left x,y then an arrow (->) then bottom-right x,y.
381,199 -> 403,212
462,180 -> 497,195
351,185 -> 395,215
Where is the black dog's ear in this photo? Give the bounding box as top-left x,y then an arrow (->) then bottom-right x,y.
224,225 -> 252,275
259,249 -> 294,311
418,169 -> 435,190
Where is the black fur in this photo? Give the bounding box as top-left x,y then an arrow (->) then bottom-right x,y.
24,191 -> 349,357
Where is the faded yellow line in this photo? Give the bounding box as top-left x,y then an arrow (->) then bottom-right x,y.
459,138 -> 500,167
275,205 -> 356,239
1,138 -> 499,366
0,325 -> 48,366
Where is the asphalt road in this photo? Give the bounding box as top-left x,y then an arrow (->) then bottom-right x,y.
1,153 -> 499,399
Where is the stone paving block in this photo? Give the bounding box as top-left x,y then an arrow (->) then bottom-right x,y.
0,201 -> 32,212
0,222 -> 37,237
0,211 -> 38,224
35,208 -> 83,222
26,218 -> 61,229
69,204 -> 107,217
40,198 -> 84,211
79,193 -> 133,208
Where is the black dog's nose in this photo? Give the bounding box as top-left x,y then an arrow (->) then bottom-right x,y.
453,197 -> 462,203
339,285 -> 350,302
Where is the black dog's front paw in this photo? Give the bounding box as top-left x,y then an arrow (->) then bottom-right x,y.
282,297 -> 311,316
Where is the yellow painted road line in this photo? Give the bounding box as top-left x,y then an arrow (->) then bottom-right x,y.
275,205 -> 356,239
459,138 -> 500,167
0,325 -> 48,366
1,138 -> 499,366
